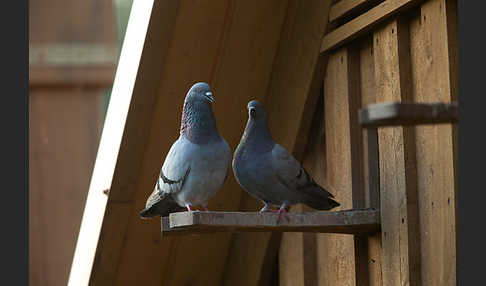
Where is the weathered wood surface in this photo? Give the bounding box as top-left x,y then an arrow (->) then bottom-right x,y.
359,37 -> 383,286
161,209 -> 380,235
321,0 -> 424,53
329,0 -> 382,23
411,0 -> 458,284
373,19 -> 422,286
359,101 -> 458,127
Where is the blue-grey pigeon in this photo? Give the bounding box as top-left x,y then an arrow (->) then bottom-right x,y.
140,82 -> 231,218
232,100 -> 340,221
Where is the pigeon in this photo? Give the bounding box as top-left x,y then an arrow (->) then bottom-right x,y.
140,82 -> 231,218
232,100 -> 340,222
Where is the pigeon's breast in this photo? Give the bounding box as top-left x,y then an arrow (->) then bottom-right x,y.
233,148 -> 282,203
173,137 -> 231,206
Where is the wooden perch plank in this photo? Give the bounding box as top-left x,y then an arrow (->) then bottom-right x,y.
161,209 -> 380,235
329,0 -> 381,23
321,0 -> 424,53
359,101 -> 458,127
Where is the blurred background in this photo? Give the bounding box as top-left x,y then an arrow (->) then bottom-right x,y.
29,0 -> 132,285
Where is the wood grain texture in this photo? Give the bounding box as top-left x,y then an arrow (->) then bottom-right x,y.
373,19 -> 421,286
359,101 -> 458,127
224,1 -> 333,285
359,38 -> 383,286
321,0 -> 424,53
161,209 -> 380,234
410,0 -> 458,284
319,48 -> 357,286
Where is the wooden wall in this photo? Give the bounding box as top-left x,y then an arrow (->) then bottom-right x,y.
278,0 -> 458,285
70,0 -> 458,285
29,0 -> 117,285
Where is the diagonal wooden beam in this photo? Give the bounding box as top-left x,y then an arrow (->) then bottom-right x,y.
68,1 -> 174,285
321,0 -> 424,53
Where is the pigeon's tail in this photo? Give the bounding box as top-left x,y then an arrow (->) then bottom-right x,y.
301,184 -> 341,211
139,192 -> 185,219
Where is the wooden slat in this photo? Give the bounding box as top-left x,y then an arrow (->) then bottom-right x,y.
223,1 -> 334,285
344,45 -> 371,286
359,38 -> 383,286
329,0 -> 381,22
410,0 -> 458,284
319,48 -> 357,286
359,101 -> 458,127
373,19 -> 421,286
321,0 -> 424,53
161,209 -> 380,235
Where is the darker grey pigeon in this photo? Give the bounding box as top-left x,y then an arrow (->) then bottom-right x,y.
232,100 -> 340,221
140,82 -> 231,218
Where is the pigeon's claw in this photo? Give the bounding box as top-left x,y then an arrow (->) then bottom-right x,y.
276,202 -> 289,223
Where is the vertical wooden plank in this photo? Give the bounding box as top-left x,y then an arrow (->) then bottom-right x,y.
346,44 -> 371,286
319,48 -> 356,286
279,232 -> 306,286
280,94 -> 326,286
359,38 -> 383,286
373,18 -> 421,286
410,0 -> 457,284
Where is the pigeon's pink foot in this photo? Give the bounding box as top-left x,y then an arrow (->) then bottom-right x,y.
186,204 -> 194,212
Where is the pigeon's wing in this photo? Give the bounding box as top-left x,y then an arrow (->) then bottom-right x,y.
157,137 -> 192,195
270,144 -> 335,199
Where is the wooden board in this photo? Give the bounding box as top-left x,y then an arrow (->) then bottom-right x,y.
319,48 -> 357,286
410,0 -> 458,284
359,37 -> 383,286
373,18 -> 421,286
329,0 -> 381,22
321,0 -> 424,53
359,101 -> 458,127
161,209 -> 380,235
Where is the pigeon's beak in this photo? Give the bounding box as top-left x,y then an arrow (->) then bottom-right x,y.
204,91 -> 215,103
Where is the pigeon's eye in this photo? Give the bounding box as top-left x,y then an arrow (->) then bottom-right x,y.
249,108 -> 257,118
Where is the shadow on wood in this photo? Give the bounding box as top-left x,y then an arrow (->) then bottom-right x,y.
161,208 -> 380,236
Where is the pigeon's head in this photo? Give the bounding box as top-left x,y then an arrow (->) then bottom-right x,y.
247,100 -> 266,120
185,82 -> 215,104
